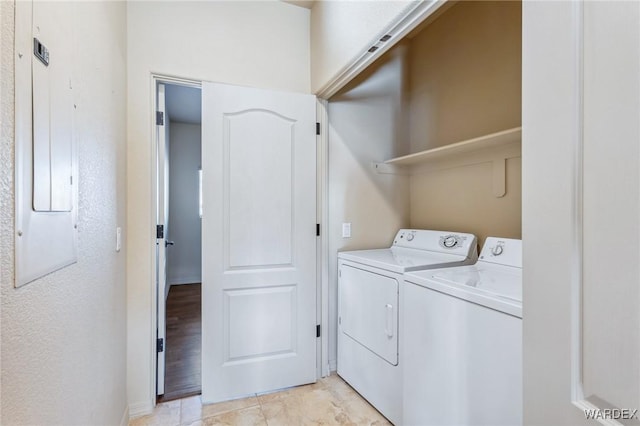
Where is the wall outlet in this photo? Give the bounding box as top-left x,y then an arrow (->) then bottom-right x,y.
342,223 -> 351,238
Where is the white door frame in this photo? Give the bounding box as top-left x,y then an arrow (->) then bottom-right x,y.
149,74 -> 202,402
149,73 -> 328,403
156,82 -> 167,396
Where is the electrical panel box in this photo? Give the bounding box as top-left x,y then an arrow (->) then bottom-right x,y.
15,1 -> 77,286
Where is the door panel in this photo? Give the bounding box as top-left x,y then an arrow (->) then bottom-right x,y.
523,1 -> 640,423
224,285 -> 297,362
582,0 -> 640,411
226,110 -> 294,269
202,82 -> 316,403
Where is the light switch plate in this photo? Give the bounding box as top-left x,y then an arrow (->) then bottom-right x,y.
116,227 -> 122,252
342,223 -> 351,238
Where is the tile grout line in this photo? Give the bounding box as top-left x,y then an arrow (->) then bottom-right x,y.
255,392 -> 270,426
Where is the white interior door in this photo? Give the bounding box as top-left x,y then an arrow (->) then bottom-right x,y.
201,82 -> 317,403
156,83 -> 169,396
523,1 -> 640,423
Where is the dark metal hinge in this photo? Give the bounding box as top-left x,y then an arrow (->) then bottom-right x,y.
316,324 -> 321,338
156,224 -> 164,239
316,122 -> 320,135
316,224 -> 320,237
157,338 -> 164,353
156,111 -> 164,126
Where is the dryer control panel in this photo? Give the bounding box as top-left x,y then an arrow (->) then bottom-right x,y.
393,229 -> 478,260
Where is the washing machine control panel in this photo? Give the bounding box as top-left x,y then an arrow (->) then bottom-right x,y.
393,229 -> 478,259
439,235 -> 460,249
479,237 -> 522,268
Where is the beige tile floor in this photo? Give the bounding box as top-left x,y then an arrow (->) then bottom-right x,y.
129,374 -> 391,426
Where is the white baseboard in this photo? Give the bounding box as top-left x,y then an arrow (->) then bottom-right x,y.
128,400 -> 154,419
119,404 -> 130,426
168,277 -> 202,286
329,359 -> 337,372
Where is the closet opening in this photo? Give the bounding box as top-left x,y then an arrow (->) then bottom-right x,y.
326,0 -> 522,268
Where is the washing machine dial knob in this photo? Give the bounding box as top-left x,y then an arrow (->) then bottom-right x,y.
443,236 -> 457,248
491,245 -> 504,256
406,233 -> 415,242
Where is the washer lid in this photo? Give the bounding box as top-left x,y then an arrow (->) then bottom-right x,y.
431,264 -> 522,302
406,263 -> 522,317
338,247 -> 471,273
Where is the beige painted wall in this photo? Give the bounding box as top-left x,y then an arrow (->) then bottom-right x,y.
1,1 -> 128,424
410,157 -> 521,247
408,1 -> 522,246
327,46 -> 411,365
310,0 -> 414,93
408,1 -> 522,151
126,1 -> 311,413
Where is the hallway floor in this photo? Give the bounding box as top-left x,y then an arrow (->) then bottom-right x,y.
160,283 -> 201,402
130,374 -> 390,426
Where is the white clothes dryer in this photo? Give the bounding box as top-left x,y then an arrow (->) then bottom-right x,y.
337,229 -> 478,425
402,237 -> 523,426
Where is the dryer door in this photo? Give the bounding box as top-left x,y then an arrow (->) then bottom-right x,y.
339,264 -> 399,365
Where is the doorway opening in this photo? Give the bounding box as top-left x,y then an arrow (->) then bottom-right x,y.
152,76 -> 326,405
156,81 -> 203,402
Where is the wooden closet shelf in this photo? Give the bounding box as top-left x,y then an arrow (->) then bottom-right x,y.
384,127 -> 522,166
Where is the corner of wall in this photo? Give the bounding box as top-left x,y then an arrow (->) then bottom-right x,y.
128,400 -> 154,420
0,0 -> 16,289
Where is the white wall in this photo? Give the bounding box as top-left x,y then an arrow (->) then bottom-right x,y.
310,0 -> 415,93
327,46 -> 411,366
167,122 -> 202,286
126,1 -> 311,413
1,1 -> 128,424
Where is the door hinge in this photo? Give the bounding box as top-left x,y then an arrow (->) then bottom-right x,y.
157,338 -> 164,353
156,111 -> 164,126
316,223 -> 320,236
316,324 -> 321,338
156,224 -> 164,239
316,122 -> 320,135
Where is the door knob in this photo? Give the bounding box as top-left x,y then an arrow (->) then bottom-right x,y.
165,240 -> 174,247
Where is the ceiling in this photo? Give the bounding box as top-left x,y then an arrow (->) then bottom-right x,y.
165,84 -> 201,125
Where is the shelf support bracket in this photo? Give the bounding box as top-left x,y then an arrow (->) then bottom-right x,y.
371,162 -> 408,176
492,158 -> 506,198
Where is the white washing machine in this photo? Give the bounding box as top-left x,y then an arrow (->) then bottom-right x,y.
337,229 -> 478,425
402,237 -> 522,426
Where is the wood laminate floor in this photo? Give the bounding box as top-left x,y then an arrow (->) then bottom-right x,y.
159,283 -> 202,403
